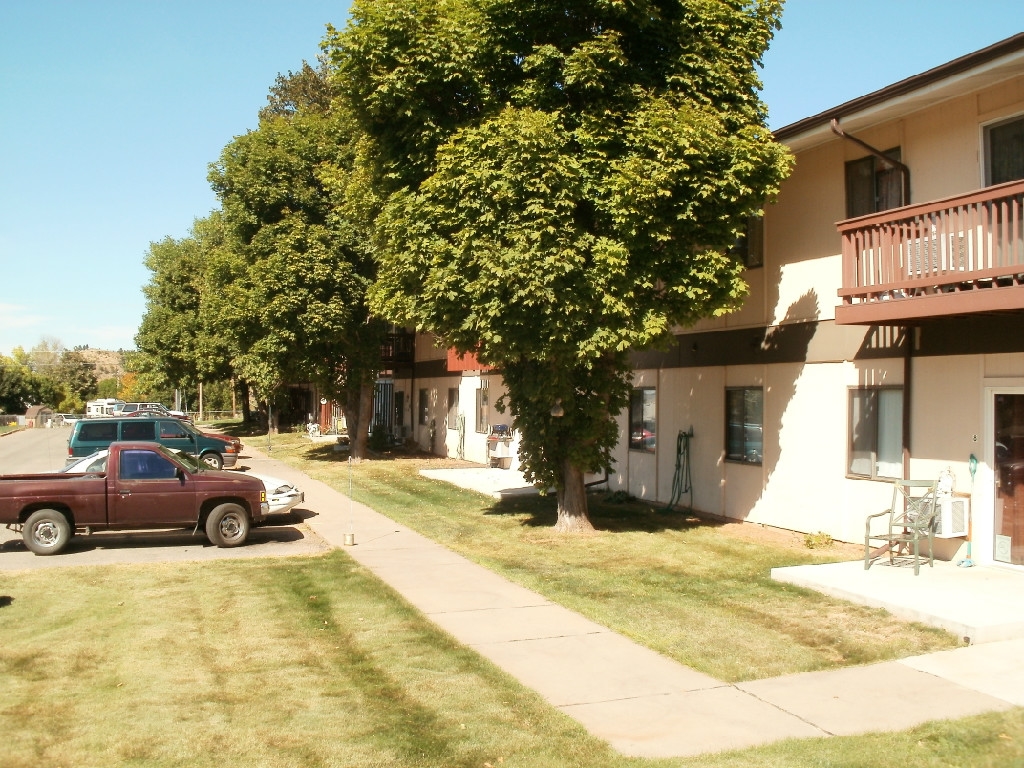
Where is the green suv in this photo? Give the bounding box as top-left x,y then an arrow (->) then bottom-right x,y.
67,417 -> 239,469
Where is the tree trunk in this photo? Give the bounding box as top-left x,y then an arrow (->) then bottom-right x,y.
554,459 -> 594,533
239,382 -> 251,424
348,379 -> 374,462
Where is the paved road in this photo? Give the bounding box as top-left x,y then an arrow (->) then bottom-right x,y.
0,425 -> 74,473
0,427 -> 331,568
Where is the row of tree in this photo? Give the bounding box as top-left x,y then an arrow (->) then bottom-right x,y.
0,340 -> 103,414
137,0 -> 792,530
0,338 -> 239,416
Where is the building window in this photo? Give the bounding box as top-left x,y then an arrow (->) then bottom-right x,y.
475,386 -> 489,433
629,388 -> 656,453
986,114 -> 1024,186
394,390 -> 405,429
845,147 -> 903,218
731,215 -> 764,269
725,387 -> 763,465
418,388 -> 429,426
447,387 -> 459,430
848,388 -> 903,480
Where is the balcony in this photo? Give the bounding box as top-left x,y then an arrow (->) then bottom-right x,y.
836,179 -> 1024,325
380,332 -> 415,365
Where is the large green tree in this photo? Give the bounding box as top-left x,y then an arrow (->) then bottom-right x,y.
0,356 -> 32,413
136,213 -> 238,405
335,0 -> 792,530
208,64 -> 383,456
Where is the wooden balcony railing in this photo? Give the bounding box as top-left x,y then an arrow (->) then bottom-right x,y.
836,179 -> 1024,324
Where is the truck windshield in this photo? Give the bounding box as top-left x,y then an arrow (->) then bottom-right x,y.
171,449 -> 202,473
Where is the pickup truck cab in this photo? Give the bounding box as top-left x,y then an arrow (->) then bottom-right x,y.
1,442 -> 269,555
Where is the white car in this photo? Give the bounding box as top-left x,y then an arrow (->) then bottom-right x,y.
60,450 -> 304,516
251,473 -> 305,516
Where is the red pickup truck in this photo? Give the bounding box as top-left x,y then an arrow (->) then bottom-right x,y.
1,442 -> 269,555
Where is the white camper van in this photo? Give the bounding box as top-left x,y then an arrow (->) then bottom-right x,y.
85,398 -> 125,418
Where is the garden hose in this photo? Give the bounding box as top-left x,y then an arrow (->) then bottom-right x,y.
665,427 -> 693,512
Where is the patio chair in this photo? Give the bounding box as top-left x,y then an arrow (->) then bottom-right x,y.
864,479 -> 939,575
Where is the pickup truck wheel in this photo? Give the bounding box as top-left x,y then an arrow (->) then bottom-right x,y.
24,509 -> 72,555
201,452 -> 224,470
205,503 -> 249,547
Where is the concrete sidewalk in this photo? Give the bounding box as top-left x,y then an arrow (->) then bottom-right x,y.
241,448 -> 1022,759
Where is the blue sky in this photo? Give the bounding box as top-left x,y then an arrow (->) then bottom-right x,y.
1,1 -> 1020,357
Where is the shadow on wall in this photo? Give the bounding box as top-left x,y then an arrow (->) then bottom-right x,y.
753,290 -> 821,508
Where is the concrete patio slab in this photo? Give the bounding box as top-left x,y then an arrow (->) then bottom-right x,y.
772,559 -> 1024,644
420,466 -> 538,498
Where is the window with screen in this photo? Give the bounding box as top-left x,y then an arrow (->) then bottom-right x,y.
986,115 -> 1024,186
725,387 -> 763,465
848,388 -> 903,479
629,388 -> 656,453
730,215 -> 764,269
447,388 -> 459,429
845,147 -> 903,218
475,387 -> 489,433
418,389 -> 429,425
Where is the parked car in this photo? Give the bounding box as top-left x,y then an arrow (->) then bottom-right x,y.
61,449 -> 303,515
58,413 -> 80,427
60,450 -> 109,474
67,417 -> 239,469
125,412 -> 235,449
2,442 -> 268,555
120,404 -> 193,423
251,473 -> 304,516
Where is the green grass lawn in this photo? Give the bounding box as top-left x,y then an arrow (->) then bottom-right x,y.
1,553 -> 626,767
241,431 -> 960,682
3,427 -> 1021,767
3,552 -> 1022,767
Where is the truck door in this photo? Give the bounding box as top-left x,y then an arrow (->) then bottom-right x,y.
109,448 -> 197,526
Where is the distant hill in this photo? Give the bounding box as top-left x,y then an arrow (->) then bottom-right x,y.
78,349 -> 124,381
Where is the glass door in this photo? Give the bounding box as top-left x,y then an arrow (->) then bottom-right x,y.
994,394 -> 1024,565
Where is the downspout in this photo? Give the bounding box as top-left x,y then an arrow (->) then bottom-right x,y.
903,328 -> 914,479
830,119 -> 911,208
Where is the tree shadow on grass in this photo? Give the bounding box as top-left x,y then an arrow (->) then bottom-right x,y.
484,491 -> 730,535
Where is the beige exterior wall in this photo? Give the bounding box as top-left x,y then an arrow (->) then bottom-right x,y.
608,70 -> 1024,554
405,371 -> 505,465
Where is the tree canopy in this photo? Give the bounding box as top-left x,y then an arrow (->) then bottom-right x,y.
207,65 -> 384,454
332,0 -> 792,529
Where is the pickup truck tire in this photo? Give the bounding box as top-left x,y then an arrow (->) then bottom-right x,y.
24,509 -> 72,555
201,452 -> 224,470
205,503 -> 249,547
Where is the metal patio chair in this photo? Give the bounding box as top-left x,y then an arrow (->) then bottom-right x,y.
864,479 -> 939,575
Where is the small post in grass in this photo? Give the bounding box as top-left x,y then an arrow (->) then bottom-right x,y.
343,455 -> 355,546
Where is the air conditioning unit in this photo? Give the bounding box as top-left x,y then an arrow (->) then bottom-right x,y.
935,496 -> 969,538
